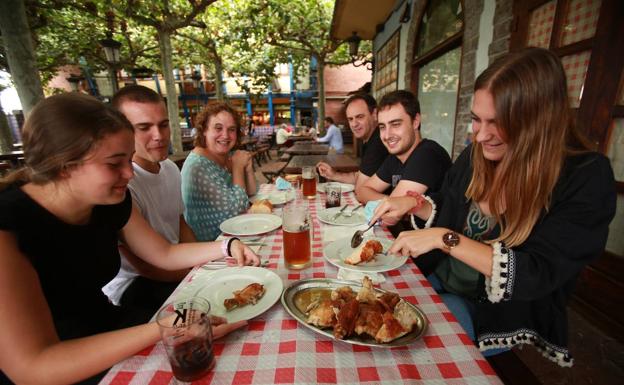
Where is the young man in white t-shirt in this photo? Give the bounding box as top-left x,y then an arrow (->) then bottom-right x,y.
102,85 -> 196,313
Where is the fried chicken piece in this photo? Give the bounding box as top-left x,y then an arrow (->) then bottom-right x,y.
354,302 -> 385,338
393,300 -> 419,332
344,240 -> 384,265
377,292 -> 401,313
355,276 -> 377,304
305,299 -> 337,328
375,311 -> 408,343
223,283 -> 266,311
334,298 -> 359,339
331,286 -> 356,303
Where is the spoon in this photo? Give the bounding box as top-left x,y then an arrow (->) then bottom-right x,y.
350,221 -> 376,248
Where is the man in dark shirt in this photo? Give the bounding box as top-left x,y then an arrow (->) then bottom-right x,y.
317,94 -> 389,195
358,90 -> 451,225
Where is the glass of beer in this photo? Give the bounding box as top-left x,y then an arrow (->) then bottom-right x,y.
302,166 -> 317,199
156,297 -> 215,382
282,203 -> 312,269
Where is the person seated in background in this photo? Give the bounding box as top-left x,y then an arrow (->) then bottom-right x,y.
317,93 -> 388,194
316,116 -> 344,154
357,90 -> 451,227
276,123 -> 292,146
303,125 -> 317,137
182,102 -> 257,241
0,93 -> 259,384
101,85 -> 195,315
372,48 -> 616,365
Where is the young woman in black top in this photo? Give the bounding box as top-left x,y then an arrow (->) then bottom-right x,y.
0,93 -> 259,384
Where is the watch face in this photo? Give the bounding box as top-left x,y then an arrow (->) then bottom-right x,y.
443,231 -> 460,248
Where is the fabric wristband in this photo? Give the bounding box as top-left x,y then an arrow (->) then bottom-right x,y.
226,237 -> 240,257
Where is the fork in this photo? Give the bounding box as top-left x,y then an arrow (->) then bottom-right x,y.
342,204 -> 363,217
331,204 -> 349,220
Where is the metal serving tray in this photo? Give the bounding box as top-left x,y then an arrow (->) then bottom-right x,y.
281,278 -> 428,348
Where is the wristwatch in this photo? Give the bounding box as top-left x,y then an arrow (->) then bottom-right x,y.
442,231 -> 460,252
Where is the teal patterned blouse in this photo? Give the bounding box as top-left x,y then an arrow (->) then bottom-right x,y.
181,152 -> 249,241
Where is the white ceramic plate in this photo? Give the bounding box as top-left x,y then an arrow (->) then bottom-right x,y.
194,266 -> 283,323
318,206 -> 367,226
317,182 -> 355,193
251,190 -> 294,205
219,214 -> 282,236
323,236 -> 408,273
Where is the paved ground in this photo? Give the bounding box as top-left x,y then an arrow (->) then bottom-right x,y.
255,147 -> 624,385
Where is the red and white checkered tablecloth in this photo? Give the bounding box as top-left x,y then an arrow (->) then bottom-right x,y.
100,184 -> 502,385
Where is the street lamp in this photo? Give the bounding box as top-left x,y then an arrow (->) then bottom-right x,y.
99,11 -> 122,94
346,32 -> 374,71
190,70 -> 202,90
66,74 -> 84,92
99,37 -> 121,64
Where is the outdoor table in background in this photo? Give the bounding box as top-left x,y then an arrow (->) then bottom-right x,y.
239,136 -> 259,150
99,184 -> 502,385
284,143 -> 329,155
289,135 -> 315,143
0,150 -> 24,167
181,136 -> 194,151
284,154 -> 359,174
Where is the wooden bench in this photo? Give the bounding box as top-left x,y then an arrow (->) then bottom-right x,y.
260,161 -> 287,182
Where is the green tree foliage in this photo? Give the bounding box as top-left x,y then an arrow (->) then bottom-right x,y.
244,0 -> 371,123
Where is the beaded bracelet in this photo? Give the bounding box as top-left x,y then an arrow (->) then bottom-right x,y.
409,195 -> 436,229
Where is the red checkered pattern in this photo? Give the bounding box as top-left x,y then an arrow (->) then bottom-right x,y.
100,184 -> 502,385
526,0 -> 556,48
560,0 -> 601,46
562,50 -> 592,107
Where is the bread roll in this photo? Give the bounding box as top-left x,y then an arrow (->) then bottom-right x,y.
250,199 -> 273,214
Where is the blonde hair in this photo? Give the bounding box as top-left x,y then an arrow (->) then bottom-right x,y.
466,47 -> 590,246
0,93 -> 132,190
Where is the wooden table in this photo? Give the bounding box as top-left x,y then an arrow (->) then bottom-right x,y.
284,154 -> 359,174
284,143 -> 329,155
181,136 -> 194,151
0,150 -> 24,167
289,135 -> 315,142
99,185 -> 502,385
239,136 -> 259,150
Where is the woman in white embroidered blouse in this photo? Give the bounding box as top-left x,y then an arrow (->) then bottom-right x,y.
368,47 -> 616,365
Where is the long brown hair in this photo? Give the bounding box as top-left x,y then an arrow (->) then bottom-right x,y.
0,93 -> 133,190
466,47 -> 591,246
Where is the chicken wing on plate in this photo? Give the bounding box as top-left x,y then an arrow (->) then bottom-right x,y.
224,283 -> 266,311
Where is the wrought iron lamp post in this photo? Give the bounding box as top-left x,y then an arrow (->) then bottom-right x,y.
99,11 -> 122,94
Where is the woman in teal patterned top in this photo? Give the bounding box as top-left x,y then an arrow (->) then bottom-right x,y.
182,103 -> 257,241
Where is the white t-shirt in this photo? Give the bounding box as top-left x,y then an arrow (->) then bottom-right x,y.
102,159 -> 184,305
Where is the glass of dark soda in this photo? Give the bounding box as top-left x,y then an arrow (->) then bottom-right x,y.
157,297 -> 215,382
